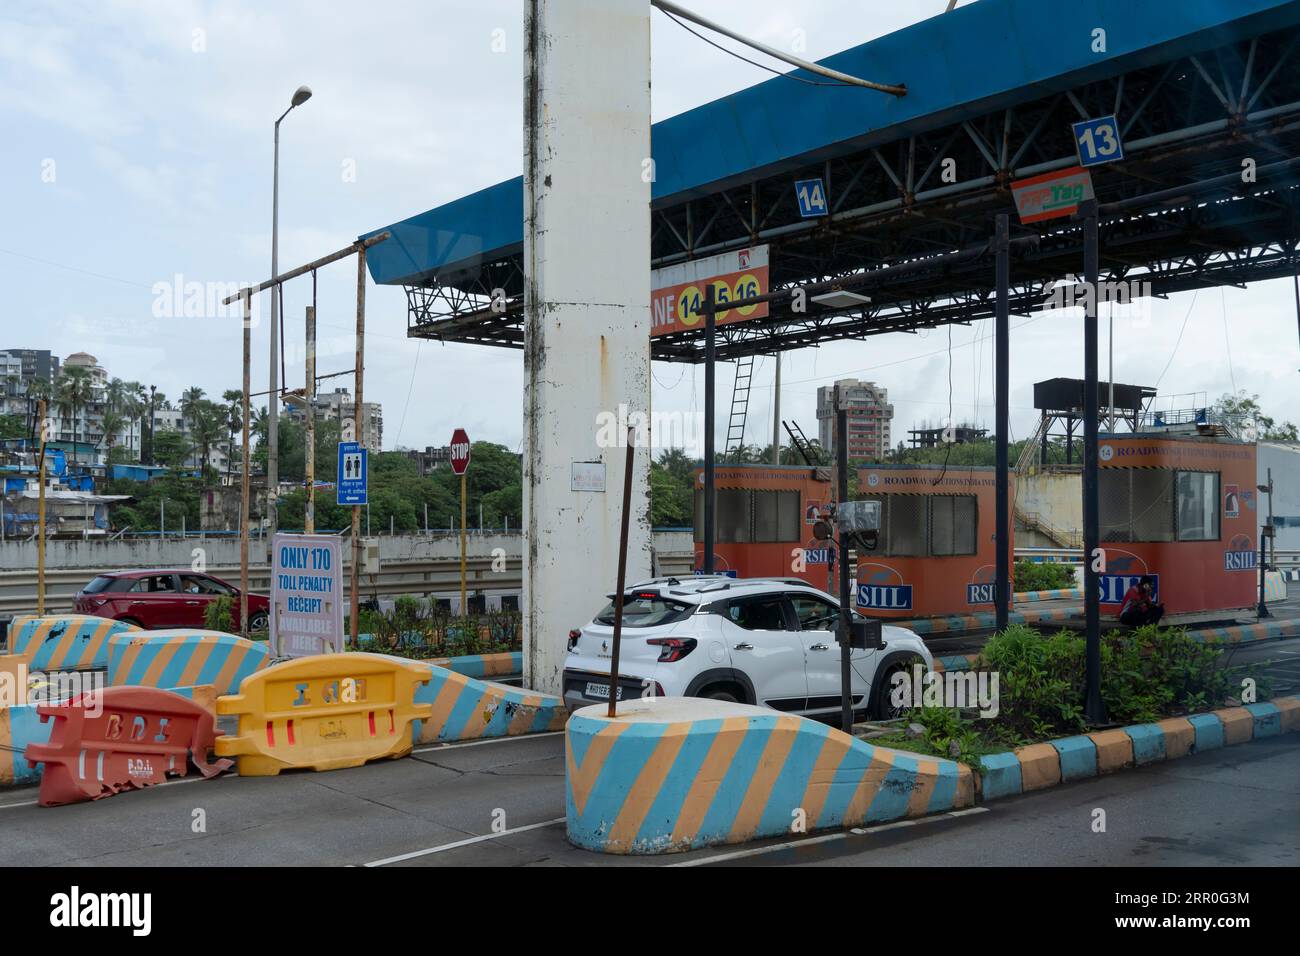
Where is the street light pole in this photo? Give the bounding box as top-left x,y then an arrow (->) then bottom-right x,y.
269,84 -> 312,558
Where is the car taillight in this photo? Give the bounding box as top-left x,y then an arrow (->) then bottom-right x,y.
567,629 -> 582,651
646,637 -> 696,663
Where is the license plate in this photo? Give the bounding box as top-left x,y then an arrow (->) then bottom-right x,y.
585,681 -> 623,701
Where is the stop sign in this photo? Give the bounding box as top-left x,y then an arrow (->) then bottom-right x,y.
450,428 -> 471,476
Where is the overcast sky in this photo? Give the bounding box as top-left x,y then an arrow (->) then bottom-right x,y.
4,0 -> 1296,457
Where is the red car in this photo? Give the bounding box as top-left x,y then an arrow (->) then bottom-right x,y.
74,569 -> 270,631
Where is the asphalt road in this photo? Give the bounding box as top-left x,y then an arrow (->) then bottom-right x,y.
2,719 -> 1296,867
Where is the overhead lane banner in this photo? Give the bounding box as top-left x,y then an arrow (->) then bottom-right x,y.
651,245 -> 768,337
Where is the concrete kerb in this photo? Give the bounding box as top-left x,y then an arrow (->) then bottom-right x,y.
974,695 -> 1300,804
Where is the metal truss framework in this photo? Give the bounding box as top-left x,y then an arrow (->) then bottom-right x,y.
406,28 -> 1300,363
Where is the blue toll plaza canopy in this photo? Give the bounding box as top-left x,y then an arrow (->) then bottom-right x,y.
362,0 -> 1300,289
361,0 -> 1300,361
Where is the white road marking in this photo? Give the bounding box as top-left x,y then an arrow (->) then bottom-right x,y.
361,817 -> 567,867
411,731 -> 564,754
667,806 -> 990,867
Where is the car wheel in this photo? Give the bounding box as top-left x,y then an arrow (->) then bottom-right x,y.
117,617 -> 144,630
872,657 -> 923,721
702,687 -> 739,703
248,611 -> 269,632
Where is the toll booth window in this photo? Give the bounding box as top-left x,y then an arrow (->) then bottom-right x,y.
930,495 -> 977,556
501,595 -> 519,612
1100,468 -> 1218,542
468,594 -> 487,614
694,488 -> 753,543
752,490 -> 803,542
882,495 -> 928,557
1176,471 -> 1220,541
1100,469 -> 1174,542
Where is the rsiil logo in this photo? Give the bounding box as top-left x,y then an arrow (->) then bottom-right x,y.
803,547 -> 832,565
1224,550 -> 1256,571
967,583 -> 996,605
857,584 -> 913,610
1098,573 -> 1159,604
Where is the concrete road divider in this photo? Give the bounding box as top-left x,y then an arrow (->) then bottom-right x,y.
565,697 -> 974,855
400,660 -> 566,744
24,686 -> 230,807
107,630 -> 270,695
1,615 -> 138,677
215,653 -> 433,776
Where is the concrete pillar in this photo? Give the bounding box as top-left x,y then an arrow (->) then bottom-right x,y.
522,0 -> 652,695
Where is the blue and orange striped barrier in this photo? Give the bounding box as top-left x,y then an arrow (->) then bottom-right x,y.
1188,617 -> 1300,645
428,651 -> 522,680
565,697 -> 974,854
1,615 -> 139,675
373,656 -> 564,744
977,695 -> 1300,800
1013,587 -> 1082,602
107,630 -> 270,696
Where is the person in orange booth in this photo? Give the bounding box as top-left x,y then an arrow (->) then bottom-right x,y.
1118,575 -> 1164,626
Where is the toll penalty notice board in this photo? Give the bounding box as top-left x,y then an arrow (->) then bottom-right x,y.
271,532 -> 344,657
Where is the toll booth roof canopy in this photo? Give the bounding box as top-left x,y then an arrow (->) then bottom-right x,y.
361,0 -> 1300,287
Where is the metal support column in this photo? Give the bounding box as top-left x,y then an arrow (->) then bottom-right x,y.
703,284 -> 716,573
836,389 -> 853,734
994,213 -> 1011,631
1079,200 -> 1106,724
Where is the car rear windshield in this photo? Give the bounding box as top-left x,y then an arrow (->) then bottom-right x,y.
593,593 -> 693,628
82,576 -> 117,594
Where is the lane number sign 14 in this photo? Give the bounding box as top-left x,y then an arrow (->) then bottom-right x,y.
795,178 -> 828,218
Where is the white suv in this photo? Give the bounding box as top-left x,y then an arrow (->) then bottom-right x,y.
562,575 -> 932,720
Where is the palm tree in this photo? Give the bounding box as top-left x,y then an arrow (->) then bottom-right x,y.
179,387 -> 205,426
55,366 -> 93,469
100,409 -> 126,465
26,377 -> 52,444
222,389 -> 243,484
187,399 -> 226,488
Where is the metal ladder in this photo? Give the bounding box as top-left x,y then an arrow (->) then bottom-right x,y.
724,355 -> 755,458
783,419 -> 825,466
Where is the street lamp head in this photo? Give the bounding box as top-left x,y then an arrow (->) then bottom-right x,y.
291,85 -> 313,108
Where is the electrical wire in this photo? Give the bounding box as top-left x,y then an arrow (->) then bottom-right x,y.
1220,286 -> 1237,396
1154,291 -> 1197,389
394,340 -> 422,448
932,322 -> 955,485
657,8 -> 856,87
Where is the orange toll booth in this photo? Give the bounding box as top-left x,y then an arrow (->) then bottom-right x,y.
692,465 -> 835,586
852,465 -> 1011,619
1097,434 -> 1258,615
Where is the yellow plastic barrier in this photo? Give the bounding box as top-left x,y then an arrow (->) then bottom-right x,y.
215,653 -> 433,776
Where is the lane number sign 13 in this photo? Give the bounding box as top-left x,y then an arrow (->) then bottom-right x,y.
1072,115 -> 1124,167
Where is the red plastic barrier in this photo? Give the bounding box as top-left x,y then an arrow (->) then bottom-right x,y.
25,686 -> 231,807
